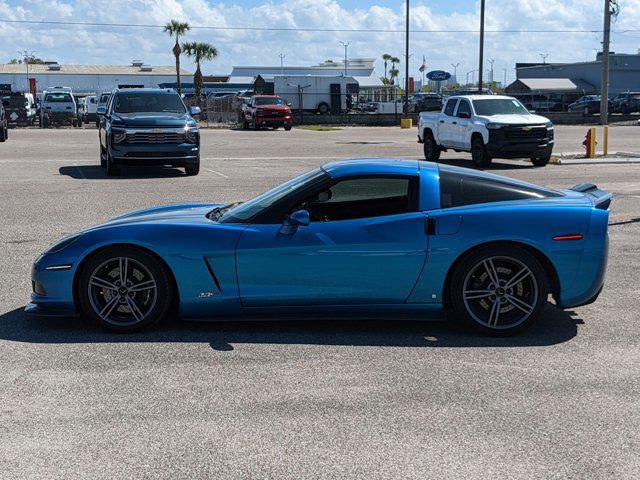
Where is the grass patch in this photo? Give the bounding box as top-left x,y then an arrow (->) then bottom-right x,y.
297,125 -> 343,131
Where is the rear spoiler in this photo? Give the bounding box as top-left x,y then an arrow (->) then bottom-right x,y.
571,183 -> 613,210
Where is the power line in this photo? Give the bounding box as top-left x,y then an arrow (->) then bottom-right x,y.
0,18 -> 637,34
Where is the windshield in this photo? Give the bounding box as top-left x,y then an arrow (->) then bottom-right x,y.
44,93 -> 73,103
473,98 -> 529,116
218,169 -> 325,223
255,97 -> 285,106
113,92 -> 186,114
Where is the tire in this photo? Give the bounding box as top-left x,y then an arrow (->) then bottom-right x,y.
317,102 -> 330,115
106,150 -> 121,176
0,126 -> 5,142
185,157 -> 200,176
100,146 -> 107,168
449,245 -> 549,336
531,155 -> 551,167
422,132 -> 441,162
471,136 -> 492,168
77,246 -> 174,332
242,119 -> 249,129
284,124 -> 292,131
253,121 -> 260,131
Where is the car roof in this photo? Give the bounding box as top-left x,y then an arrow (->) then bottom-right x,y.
322,158 -> 435,177
113,88 -> 177,94
451,94 -> 512,101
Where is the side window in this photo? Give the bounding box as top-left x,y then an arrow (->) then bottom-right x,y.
299,176 -> 417,222
456,100 -> 471,118
443,99 -> 458,116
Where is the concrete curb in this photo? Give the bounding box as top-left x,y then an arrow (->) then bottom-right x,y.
551,155 -> 640,165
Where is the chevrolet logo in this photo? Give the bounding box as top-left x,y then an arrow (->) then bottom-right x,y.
521,126 -> 532,131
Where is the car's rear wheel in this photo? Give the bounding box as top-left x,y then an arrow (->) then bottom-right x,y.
77,247 -> 173,332
471,136 -> 492,168
317,102 -> 330,114
531,155 -> 551,167
449,246 -> 549,336
423,132 -> 441,162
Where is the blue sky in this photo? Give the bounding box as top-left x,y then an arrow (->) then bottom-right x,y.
1,0 -> 639,85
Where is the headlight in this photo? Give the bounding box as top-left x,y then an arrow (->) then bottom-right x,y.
112,129 -> 126,144
545,121 -> 553,128
184,127 -> 199,143
486,123 -> 504,129
46,233 -> 82,253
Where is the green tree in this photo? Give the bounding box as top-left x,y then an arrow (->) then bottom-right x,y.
381,53 -> 392,84
182,41 -> 219,108
390,56 -> 400,85
163,20 -> 191,95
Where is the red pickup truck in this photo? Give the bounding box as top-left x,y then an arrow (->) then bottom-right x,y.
242,95 -> 292,130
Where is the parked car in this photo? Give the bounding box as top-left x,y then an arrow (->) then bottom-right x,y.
95,91 -> 112,126
611,92 -> 640,114
75,96 -> 86,125
84,95 -> 98,123
98,88 -> 201,176
0,101 -> 8,141
419,95 -> 554,167
412,93 -> 443,112
567,95 -> 609,115
26,159 -> 611,335
1,92 -> 37,126
40,87 -> 79,127
242,95 -> 292,130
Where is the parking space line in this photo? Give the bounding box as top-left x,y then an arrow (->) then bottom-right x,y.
205,168 -> 228,178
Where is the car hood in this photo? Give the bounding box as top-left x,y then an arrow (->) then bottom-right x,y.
476,113 -> 550,125
112,112 -> 194,127
90,204 -> 223,229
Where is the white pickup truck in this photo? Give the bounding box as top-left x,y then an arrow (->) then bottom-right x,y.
418,95 -> 554,167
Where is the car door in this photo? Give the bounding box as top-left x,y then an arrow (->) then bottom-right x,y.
452,99 -> 472,149
438,98 -> 458,147
235,175 -> 428,306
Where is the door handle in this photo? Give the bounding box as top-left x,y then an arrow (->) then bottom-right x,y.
425,218 -> 436,235
452,121 -> 457,125
439,120 -> 444,123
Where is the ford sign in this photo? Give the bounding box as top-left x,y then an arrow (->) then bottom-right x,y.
426,70 -> 452,81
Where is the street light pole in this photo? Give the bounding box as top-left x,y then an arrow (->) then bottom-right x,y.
278,53 -> 286,75
450,63 -> 459,84
339,41 -> 351,76
539,53 -> 549,64
488,58 -> 495,89
478,0 -> 485,93
404,0 -> 410,115
18,50 -> 34,92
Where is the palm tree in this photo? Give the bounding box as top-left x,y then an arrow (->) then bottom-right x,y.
163,20 -> 191,95
382,53 -> 392,84
182,41 -> 219,108
390,56 -> 400,85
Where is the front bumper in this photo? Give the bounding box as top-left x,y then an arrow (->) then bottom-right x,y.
27,255 -> 78,317
110,142 -> 200,166
256,115 -> 292,127
487,126 -> 554,159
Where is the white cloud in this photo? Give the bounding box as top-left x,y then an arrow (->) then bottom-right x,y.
1,0 -> 639,84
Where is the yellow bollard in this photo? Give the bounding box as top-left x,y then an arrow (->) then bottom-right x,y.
603,125 -> 609,156
589,127 -> 597,158
400,118 -> 413,129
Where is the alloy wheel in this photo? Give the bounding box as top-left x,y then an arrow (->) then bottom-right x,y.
462,256 -> 538,330
87,256 -> 157,326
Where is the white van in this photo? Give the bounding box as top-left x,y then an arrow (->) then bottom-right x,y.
85,95 -> 97,123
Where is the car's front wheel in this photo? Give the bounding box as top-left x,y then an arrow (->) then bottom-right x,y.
449,245 -> 549,336
106,150 -> 121,176
77,247 -> 174,332
531,155 -> 551,167
185,157 -> 200,176
471,136 -> 492,168
0,125 -> 6,142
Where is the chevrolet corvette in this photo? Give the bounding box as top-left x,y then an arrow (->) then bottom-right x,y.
28,159 -> 611,335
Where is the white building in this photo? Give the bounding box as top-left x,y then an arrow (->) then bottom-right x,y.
0,61 -> 189,94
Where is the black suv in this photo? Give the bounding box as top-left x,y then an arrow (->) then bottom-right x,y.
98,88 -> 201,176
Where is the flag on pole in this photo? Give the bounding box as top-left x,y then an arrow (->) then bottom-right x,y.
418,55 -> 427,72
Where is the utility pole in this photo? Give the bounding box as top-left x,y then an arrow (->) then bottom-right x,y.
488,58 -> 495,88
503,68 -> 507,88
600,0 -> 613,125
339,41 -> 351,76
278,53 -> 286,75
478,0 -> 485,93
450,63 -> 459,84
404,0 -> 410,115
539,53 -> 549,64
18,50 -> 34,92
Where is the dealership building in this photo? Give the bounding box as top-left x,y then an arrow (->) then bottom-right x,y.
507,51 -> 640,97
0,61 -> 190,94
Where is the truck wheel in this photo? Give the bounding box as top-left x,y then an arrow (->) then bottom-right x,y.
423,133 -> 441,162
0,126 -> 6,142
185,157 -> 200,176
100,146 -> 107,168
106,152 -> 121,176
317,102 -> 330,115
284,124 -> 292,131
531,155 -> 551,167
471,136 -> 492,168
242,119 -> 249,129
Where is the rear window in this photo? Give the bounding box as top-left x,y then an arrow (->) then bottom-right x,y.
44,93 -> 73,103
439,169 -> 562,208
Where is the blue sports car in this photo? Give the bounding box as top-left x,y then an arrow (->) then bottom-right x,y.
28,159 -> 611,335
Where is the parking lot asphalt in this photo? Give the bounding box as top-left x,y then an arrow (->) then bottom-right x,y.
1,126 -> 639,479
